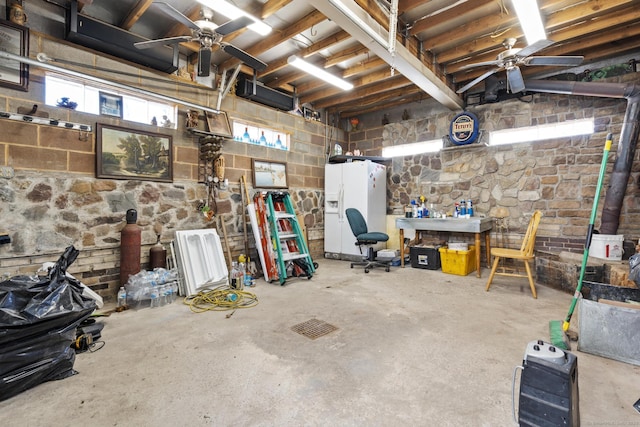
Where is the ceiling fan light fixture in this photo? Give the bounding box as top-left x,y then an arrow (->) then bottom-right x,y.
287,56 -> 353,91
196,0 -> 272,36
511,0 -> 547,45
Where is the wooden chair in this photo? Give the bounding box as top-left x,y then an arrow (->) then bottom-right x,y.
485,211 -> 542,298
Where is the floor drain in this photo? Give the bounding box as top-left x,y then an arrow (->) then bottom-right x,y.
291,318 -> 338,340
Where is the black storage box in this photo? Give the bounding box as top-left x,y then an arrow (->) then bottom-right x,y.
410,246 -> 441,270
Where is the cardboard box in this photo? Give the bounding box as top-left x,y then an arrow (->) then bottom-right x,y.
410,246 -> 441,270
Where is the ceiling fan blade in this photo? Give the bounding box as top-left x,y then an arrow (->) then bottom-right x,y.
134,36 -> 192,49
456,67 -> 501,94
457,60 -> 502,71
198,47 -> 212,77
216,16 -> 254,36
152,2 -> 200,31
507,67 -> 525,93
516,39 -> 555,58
220,44 -> 267,71
524,56 -> 584,66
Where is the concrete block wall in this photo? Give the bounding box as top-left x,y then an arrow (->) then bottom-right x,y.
0,30 -> 344,301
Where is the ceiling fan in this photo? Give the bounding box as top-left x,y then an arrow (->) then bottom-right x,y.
455,38 -> 583,95
134,2 -> 267,77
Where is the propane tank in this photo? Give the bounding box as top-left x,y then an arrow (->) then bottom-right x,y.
120,209 -> 141,285
149,234 -> 167,269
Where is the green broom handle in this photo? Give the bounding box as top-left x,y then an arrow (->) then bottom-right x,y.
562,133 -> 612,331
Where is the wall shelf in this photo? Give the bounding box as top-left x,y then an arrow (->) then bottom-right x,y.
0,111 -> 92,132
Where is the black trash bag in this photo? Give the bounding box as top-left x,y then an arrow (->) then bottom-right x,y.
0,245 -> 97,402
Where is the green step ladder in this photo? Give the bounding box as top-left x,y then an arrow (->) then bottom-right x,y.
264,191 -> 315,285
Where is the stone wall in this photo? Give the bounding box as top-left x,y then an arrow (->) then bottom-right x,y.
0,28 -> 342,301
350,72 -> 640,252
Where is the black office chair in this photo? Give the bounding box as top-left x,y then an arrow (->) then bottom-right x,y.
345,208 -> 391,273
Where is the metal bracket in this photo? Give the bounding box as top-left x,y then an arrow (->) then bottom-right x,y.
216,64 -> 242,111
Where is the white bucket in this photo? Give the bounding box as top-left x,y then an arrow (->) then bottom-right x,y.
589,234 -> 624,261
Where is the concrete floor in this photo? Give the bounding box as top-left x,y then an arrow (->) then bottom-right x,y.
1,258 -> 638,426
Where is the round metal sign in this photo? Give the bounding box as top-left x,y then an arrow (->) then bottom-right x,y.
449,111 -> 479,145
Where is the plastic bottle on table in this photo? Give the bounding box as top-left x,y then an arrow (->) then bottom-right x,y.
460,200 -> 467,217
467,199 -> 474,217
117,286 -> 127,307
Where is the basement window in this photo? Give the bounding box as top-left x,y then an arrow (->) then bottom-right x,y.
489,118 -> 594,146
44,75 -> 176,128
231,120 -> 290,151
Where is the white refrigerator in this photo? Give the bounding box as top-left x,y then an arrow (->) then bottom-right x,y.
324,160 -> 387,260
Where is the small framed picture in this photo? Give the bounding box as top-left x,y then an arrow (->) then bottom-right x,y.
206,110 -> 232,138
252,159 -> 288,189
0,20 -> 29,91
99,91 -> 123,118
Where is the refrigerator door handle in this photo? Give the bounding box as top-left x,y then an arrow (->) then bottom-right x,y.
338,185 -> 344,220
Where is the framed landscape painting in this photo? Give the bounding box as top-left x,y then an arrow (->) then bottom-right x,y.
96,124 -> 172,182
252,159 -> 288,189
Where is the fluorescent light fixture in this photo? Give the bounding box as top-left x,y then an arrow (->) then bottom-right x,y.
327,0 -> 389,48
489,118 -> 594,146
511,0 -> 547,45
287,56 -> 353,91
382,139 -> 443,157
197,0 -> 271,36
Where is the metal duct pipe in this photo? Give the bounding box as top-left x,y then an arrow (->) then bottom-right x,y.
526,79 -> 640,235
0,51 -> 222,114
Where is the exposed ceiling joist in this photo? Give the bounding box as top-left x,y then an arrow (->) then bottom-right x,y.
219,9 -> 327,71
313,0 -> 463,110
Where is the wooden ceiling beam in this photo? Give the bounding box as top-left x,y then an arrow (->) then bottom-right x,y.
354,0 -> 390,31
297,57 -> 389,98
342,57 -> 387,78
297,66 -> 398,101
259,30 -> 351,78
437,0 -> 635,64
329,85 -> 421,114
78,0 -> 93,13
261,0 -> 294,19
324,44 -> 370,68
426,0 -> 573,56
266,70 -> 308,88
398,0 -> 424,15
308,76 -> 412,109
335,89 -> 426,117
452,17 -> 640,86
120,0 -> 153,30
410,0 -> 496,36
219,9 -> 327,70
451,15 -> 640,77
164,6 -> 201,39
